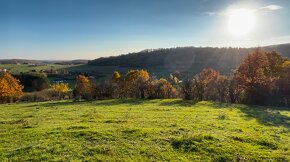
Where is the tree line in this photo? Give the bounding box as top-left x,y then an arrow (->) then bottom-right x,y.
1,49 -> 290,106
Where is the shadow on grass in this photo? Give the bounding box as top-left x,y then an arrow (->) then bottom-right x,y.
39,99 -> 148,108
211,102 -> 290,129
239,106 -> 290,129
95,99 -> 147,106
158,99 -> 197,107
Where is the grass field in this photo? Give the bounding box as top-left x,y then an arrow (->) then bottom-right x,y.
0,100 -> 289,161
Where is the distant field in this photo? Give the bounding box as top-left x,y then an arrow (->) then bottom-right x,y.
0,100 -> 289,161
0,64 -> 75,74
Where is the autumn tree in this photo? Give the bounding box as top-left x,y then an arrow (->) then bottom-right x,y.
277,61 -> 290,105
234,49 -> 275,105
266,51 -> 285,77
112,71 -> 121,82
52,83 -> 69,99
146,78 -> 177,99
0,72 -> 24,103
181,79 -> 194,100
73,75 -> 94,100
193,68 -> 220,101
125,70 -> 149,98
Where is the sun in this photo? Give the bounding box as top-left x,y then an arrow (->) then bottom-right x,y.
227,9 -> 256,37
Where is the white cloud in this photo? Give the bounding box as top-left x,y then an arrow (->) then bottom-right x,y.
205,4 -> 283,17
261,5 -> 283,11
204,12 -> 217,16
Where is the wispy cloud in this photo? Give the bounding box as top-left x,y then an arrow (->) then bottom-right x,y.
261,5 -> 283,11
204,11 -> 226,16
205,4 -> 283,17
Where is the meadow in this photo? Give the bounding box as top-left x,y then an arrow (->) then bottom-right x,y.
0,99 -> 289,161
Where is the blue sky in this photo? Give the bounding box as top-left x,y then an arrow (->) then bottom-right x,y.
1,0 -> 290,59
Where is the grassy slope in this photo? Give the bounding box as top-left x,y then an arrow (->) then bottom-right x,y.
0,100 -> 289,161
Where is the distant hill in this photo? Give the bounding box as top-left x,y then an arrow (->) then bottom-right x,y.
0,59 -> 44,65
0,59 -> 88,65
89,44 -> 290,74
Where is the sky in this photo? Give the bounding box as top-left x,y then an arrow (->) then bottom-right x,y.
0,0 -> 290,60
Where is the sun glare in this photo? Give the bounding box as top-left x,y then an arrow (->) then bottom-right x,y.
227,9 -> 256,37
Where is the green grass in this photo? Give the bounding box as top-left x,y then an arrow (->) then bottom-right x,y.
0,100 -> 289,161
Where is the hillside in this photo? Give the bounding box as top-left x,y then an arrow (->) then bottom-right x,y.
89,44 -> 290,74
0,59 -> 88,65
0,100 -> 289,161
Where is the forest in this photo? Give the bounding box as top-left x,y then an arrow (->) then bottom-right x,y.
88,44 -> 290,74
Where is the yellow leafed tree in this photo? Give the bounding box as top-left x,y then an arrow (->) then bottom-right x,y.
52,83 -> 70,99
125,70 -> 149,98
112,71 -> 121,82
73,75 -> 94,100
52,83 -> 69,93
0,72 -> 24,103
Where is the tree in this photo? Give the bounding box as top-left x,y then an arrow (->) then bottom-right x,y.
277,61 -> 290,105
146,78 -> 177,99
235,49 -> 275,105
52,83 -> 69,99
125,70 -> 149,98
73,75 -> 94,100
181,79 -> 194,100
193,68 -> 220,101
16,73 -> 50,92
112,71 -> 121,82
266,51 -> 285,76
216,76 -> 229,102
0,72 -> 24,103
95,81 -> 115,99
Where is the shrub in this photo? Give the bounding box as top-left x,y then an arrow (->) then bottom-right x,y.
20,89 -> 72,102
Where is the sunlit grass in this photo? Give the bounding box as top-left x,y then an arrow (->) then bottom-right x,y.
0,99 -> 289,161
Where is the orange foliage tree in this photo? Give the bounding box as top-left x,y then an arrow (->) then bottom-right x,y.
234,49 -> 276,104
0,72 -> 24,103
194,68 -> 220,101
125,70 -> 149,98
73,75 -> 94,100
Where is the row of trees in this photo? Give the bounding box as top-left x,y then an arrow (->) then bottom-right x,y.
73,70 -> 178,100
75,49 -> 290,106
181,49 -> 290,106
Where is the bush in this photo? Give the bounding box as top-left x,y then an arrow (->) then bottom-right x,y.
20,89 -> 72,102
